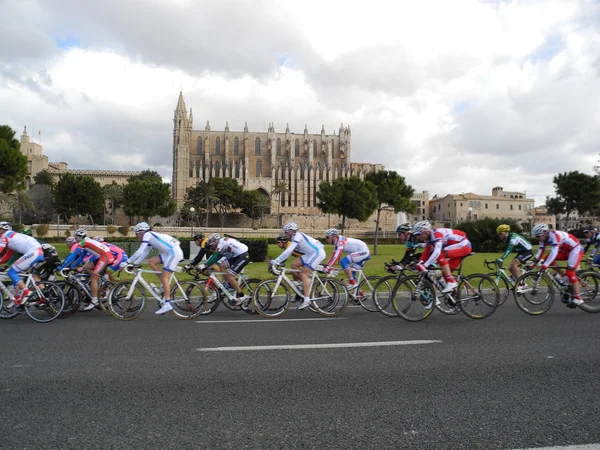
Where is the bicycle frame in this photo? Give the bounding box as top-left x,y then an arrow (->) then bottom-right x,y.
272,267 -> 332,302
125,268 -> 187,304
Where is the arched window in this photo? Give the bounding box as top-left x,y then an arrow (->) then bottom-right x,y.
234,137 -> 239,155
215,137 -> 221,155
313,139 -> 318,157
215,162 -> 221,177
276,138 -> 281,156
255,138 -> 261,156
295,139 -> 300,157
256,160 -> 262,177
299,165 -> 304,180
235,162 -> 240,178
196,137 -> 203,155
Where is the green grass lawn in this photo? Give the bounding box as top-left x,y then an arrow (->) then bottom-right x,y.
52,242 -> 504,281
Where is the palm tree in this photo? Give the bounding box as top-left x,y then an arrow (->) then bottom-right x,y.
3,190 -> 34,224
196,182 -> 219,227
270,181 -> 289,228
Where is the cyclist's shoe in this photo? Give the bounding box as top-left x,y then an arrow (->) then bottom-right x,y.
567,297 -> 583,308
292,294 -> 302,303
297,299 -> 311,310
516,284 -> 527,294
345,281 -> 358,290
561,293 -> 570,304
82,299 -> 98,312
424,298 -> 440,310
232,293 -> 248,306
441,281 -> 457,293
13,288 -> 31,306
155,301 -> 173,315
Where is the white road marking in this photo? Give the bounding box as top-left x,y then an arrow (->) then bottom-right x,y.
196,340 -> 441,352
511,445 -> 600,450
195,318 -> 346,324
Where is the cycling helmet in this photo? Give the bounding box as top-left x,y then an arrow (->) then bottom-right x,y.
532,223 -> 549,237
583,226 -> 597,233
133,222 -> 150,234
275,234 -> 288,243
192,232 -> 205,240
66,236 -> 77,246
396,223 -> 411,233
74,228 -> 87,239
325,228 -> 339,238
0,222 -> 12,231
21,227 -> 33,236
93,236 -> 105,242
283,222 -> 298,232
412,220 -> 431,235
207,233 -> 221,245
496,224 -> 510,233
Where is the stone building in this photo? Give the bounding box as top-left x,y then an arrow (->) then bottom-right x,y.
171,92 -> 383,213
429,186 -> 535,225
19,126 -> 140,188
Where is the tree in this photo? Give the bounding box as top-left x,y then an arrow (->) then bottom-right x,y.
210,178 -> 243,227
33,169 -> 56,189
317,177 -> 378,233
54,173 -> 104,224
0,125 -> 27,193
122,172 -> 176,222
21,184 -> 54,224
186,181 -> 219,227
365,170 -> 415,255
3,190 -> 34,224
103,182 -> 124,224
270,181 -> 289,227
239,190 -> 268,228
546,171 -> 600,229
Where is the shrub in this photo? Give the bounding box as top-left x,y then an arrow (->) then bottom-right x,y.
118,225 -> 130,236
36,224 -> 49,237
64,230 -> 71,237
107,225 -> 117,234
239,239 -> 269,262
12,222 -> 24,232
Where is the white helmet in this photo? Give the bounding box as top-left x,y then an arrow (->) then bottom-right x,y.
325,228 -> 339,237
0,222 -> 12,231
207,233 -> 221,245
532,223 -> 549,237
283,222 -> 298,232
66,236 -> 77,246
412,221 -> 431,235
74,228 -> 87,239
133,222 -> 150,234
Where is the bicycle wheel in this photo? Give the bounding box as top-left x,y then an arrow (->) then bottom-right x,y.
170,281 -> 207,319
55,280 -> 81,318
392,275 -> 436,322
239,278 -> 261,315
24,281 -> 65,323
108,281 -> 147,320
487,272 -> 511,306
513,272 -> 554,315
0,284 -> 18,319
355,276 -> 381,312
457,274 -> 499,319
253,279 -> 290,318
97,279 -> 114,315
310,279 -> 348,317
578,271 -> 600,313
372,275 -> 400,317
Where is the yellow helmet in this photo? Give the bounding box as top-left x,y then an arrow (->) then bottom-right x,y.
496,224 -> 510,233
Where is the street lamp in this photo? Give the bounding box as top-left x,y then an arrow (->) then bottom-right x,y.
467,207 -> 473,222
189,207 -> 195,236
527,211 -> 533,236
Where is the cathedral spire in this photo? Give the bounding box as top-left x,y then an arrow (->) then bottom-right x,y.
244,121 -> 248,133
175,91 -> 187,115
225,121 -> 230,132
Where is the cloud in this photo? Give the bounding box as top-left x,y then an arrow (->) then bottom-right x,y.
1,0 -> 599,210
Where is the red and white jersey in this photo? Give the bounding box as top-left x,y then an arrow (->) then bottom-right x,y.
424,228 -> 467,247
80,237 -> 114,262
0,231 -> 42,254
324,236 -> 369,269
215,237 -> 248,257
536,230 -> 581,266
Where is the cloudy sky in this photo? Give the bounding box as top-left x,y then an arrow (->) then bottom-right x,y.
1,0 -> 600,207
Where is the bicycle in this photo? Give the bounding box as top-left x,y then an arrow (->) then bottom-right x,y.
324,265 -> 381,312
56,269 -> 114,317
107,265 -> 207,320
252,264 -> 348,318
483,259 -> 529,306
372,261 -> 460,317
0,270 -> 65,323
185,266 -> 261,315
512,265 -> 600,315
390,254 -> 500,321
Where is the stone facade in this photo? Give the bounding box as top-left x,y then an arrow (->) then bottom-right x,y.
171,92 -> 383,212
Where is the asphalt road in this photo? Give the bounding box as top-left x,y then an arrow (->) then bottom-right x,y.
1,302 -> 600,450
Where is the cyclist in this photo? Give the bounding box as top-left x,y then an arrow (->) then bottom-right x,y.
270,221 -> 326,310
93,236 -> 129,281
184,232 -> 210,270
57,229 -> 114,311
0,222 -> 45,308
275,234 -> 304,258
323,228 -> 370,289
395,223 -> 425,267
127,222 -> 184,315
201,234 -> 251,306
411,221 -> 472,293
496,224 -> 533,284
582,226 -> 600,265
531,223 -> 583,308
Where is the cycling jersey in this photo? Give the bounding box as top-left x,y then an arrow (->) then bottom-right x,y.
273,231 -> 326,270
324,236 -> 370,271
535,230 -> 582,268
584,232 -> 600,258
129,231 -> 183,272
0,231 -> 44,285
204,237 -> 249,266
190,237 -> 210,266
499,232 -> 533,261
420,228 -> 470,268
